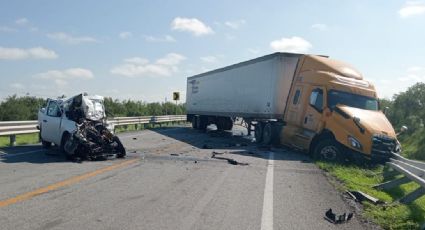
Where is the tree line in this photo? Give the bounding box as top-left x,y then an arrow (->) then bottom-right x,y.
0,95 -> 186,121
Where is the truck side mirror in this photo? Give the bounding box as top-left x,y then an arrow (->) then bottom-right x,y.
40,108 -> 46,114
396,125 -> 408,136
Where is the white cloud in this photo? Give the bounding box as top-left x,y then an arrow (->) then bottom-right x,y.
15,18 -> 28,26
200,56 -> 218,63
171,17 -> 214,36
111,53 -> 186,77
399,1 -> 425,18
398,66 -> 425,82
144,35 -> 176,42
10,83 -> 26,90
311,23 -> 328,31
34,68 -> 94,87
270,36 -> 312,53
0,26 -> 17,32
0,46 -> 58,60
119,31 -> 133,39
47,32 -> 98,44
224,19 -> 246,29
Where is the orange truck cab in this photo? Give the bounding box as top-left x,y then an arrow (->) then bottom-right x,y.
281,55 -> 400,162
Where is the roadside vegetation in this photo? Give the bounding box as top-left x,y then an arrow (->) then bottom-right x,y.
317,161 -> 424,229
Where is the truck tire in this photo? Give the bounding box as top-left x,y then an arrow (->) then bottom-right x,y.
198,116 -> 208,131
255,122 -> 263,143
192,116 -> 198,129
262,123 -> 272,145
313,139 -> 343,162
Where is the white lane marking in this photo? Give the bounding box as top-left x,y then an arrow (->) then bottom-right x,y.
261,152 -> 274,230
0,149 -> 44,157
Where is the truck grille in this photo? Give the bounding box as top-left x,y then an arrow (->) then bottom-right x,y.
371,134 -> 396,159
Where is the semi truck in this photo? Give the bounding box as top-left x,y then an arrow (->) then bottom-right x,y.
186,52 -> 401,162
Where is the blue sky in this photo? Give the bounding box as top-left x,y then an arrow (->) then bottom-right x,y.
0,0 -> 424,102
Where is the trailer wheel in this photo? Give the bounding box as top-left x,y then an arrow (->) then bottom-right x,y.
192,116 -> 198,129
313,139 -> 343,162
199,116 -> 208,131
255,122 -> 263,143
262,123 -> 272,145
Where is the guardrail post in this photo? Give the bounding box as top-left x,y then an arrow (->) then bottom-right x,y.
9,135 -> 16,146
135,124 -> 138,130
373,176 -> 411,190
399,187 -> 425,204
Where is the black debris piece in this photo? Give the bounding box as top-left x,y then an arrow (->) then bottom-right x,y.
132,137 -> 137,140
348,190 -> 384,205
170,153 -> 179,156
212,151 -> 225,155
211,152 -> 249,166
325,209 -> 353,224
194,160 -> 198,163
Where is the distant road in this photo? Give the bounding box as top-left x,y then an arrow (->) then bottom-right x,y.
0,126 -> 368,230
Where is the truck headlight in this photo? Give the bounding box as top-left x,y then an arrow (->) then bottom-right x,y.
348,136 -> 362,150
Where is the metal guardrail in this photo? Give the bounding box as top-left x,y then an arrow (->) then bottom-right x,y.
0,115 -> 187,146
374,153 -> 425,204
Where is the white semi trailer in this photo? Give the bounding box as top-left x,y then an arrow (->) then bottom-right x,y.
186,53 -> 300,141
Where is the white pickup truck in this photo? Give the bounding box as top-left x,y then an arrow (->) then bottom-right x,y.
38,93 -> 126,160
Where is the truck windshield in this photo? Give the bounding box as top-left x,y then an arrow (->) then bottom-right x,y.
328,90 -> 378,111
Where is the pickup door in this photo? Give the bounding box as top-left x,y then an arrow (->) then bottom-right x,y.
40,100 -> 62,145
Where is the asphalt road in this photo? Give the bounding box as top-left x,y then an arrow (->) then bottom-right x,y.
0,125 -> 374,230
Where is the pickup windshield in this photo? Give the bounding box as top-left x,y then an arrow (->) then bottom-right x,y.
328,90 -> 378,111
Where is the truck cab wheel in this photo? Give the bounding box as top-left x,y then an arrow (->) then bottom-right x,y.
255,123 -> 263,143
262,123 -> 272,145
313,139 -> 343,162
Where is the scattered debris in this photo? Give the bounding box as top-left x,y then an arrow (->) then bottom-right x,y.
212,151 -> 225,155
194,160 -> 198,163
132,137 -> 137,140
325,209 -> 353,224
170,153 -> 179,156
212,152 -> 249,166
347,190 -> 384,205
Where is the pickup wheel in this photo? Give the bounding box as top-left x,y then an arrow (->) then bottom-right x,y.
41,140 -> 52,148
313,139 -> 343,162
255,122 -> 263,143
60,132 -> 70,153
113,136 -> 126,158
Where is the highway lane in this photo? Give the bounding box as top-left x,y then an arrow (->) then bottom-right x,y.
0,126 -> 373,230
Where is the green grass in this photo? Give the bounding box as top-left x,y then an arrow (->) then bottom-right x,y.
317,161 -> 425,229
0,133 -> 40,147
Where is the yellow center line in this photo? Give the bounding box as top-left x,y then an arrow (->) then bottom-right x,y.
0,158 -> 139,208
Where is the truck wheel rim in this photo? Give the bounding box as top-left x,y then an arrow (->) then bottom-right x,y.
321,146 -> 338,160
